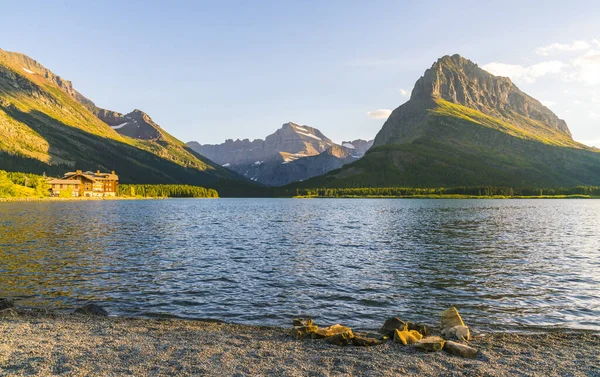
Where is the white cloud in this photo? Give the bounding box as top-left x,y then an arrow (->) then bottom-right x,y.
541,100 -> 556,108
589,112 -> 600,120
367,109 -> 392,119
536,40 -> 591,56
571,49 -> 600,85
593,39 -> 600,48
482,61 -> 565,83
399,88 -> 409,97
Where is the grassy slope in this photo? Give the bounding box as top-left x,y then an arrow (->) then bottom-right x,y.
293,100 -> 600,189
0,170 -> 48,198
0,51 -> 257,194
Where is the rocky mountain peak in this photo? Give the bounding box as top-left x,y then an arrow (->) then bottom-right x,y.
276,122 -> 334,145
186,122 -> 371,185
93,107 -> 162,140
0,48 -> 94,107
410,54 -> 571,137
323,144 -> 352,159
341,139 -> 374,157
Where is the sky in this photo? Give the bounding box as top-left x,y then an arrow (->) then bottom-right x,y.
1,0 -> 599,146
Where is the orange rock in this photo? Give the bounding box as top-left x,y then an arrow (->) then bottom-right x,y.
409,330 -> 423,341
441,307 -> 465,330
290,325 -> 318,339
292,318 -> 313,327
443,340 -> 479,358
379,317 -> 408,337
312,324 -> 352,339
352,336 -> 386,347
415,336 -> 446,352
393,330 -> 419,345
326,330 -> 355,346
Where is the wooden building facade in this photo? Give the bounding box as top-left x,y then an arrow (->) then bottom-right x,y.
49,170 -> 119,197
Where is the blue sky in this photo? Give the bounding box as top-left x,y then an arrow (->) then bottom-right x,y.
1,0 -> 599,146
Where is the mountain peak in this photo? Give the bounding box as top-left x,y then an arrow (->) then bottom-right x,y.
275,122 -> 334,146
409,54 -> 571,137
91,107 -> 162,140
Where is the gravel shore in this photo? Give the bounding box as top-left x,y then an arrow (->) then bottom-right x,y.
1,309 -> 599,377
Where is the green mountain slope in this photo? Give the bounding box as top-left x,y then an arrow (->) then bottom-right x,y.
0,48 -> 252,193
295,55 -> 600,188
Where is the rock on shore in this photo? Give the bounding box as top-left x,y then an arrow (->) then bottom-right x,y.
1,309 -> 599,376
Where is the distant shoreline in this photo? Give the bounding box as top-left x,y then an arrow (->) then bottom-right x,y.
293,195 -> 600,199
1,308 -> 598,376
3,195 -> 600,202
0,196 -> 163,203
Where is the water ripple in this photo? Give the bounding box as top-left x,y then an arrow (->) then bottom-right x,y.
0,198 -> 599,331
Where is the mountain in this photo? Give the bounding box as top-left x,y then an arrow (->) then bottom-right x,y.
238,144 -> 358,187
189,122 -> 335,166
0,48 -> 253,194
294,54 -> 600,188
188,123 -> 372,186
341,139 -> 374,157
92,108 -> 162,140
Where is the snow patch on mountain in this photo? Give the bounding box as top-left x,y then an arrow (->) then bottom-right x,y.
291,124 -> 309,132
111,122 -> 130,130
296,131 -> 322,141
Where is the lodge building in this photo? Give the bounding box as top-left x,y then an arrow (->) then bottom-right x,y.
48,170 -> 119,197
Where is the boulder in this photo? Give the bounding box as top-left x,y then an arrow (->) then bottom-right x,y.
441,307 -> 465,330
443,340 -> 479,359
441,325 -> 471,341
74,303 -> 108,316
292,318 -> 313,327
393,330 -> 420,345
326,330 -> 355,346
409,330 -> 424,340
290,325 -> 318,339
312,324 -> 352,339
0,298 -> 15,311
379,317 -> 408,337
415,336 -> 446,352
0,308 -> 18,318
362,332 -> 389,342
407,322 -> 430,337
352,333 -> 388,347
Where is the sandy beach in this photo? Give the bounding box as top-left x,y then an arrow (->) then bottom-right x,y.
1,309 -> 598,377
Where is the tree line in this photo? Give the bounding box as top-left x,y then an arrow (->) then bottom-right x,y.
0,170 -> 49,198
118,184 -> 219,198
289,186 -> 600,198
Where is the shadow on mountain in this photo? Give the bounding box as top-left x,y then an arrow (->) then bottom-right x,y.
290,115 -> 600,189
0,104 -> 268,196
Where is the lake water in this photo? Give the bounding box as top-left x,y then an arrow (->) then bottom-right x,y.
1,199 -> 599,331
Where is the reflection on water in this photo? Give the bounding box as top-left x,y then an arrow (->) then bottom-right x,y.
1,199 -> 599,331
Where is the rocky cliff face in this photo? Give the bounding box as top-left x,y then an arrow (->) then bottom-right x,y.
0,48 -> 94,107
188,124 -> 373,186
294,54 -> 600,189
191,122 -> 335,166
249,145 -> 358,186
376,54 -> 572,147
341,139 -> 374,157
412,54 -> 571,136
94,108 -> 162,140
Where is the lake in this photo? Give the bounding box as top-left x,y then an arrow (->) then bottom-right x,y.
0,199 -> 599,331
